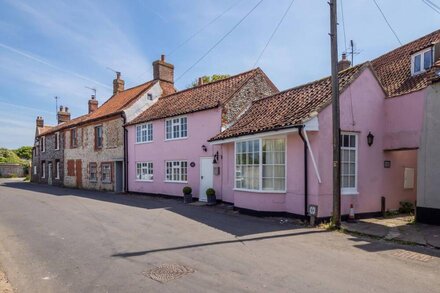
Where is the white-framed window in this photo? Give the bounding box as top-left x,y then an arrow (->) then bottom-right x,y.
165,116 -> 187,140
235,138 -> 286,192
55,160 -> 60,179
136,123 -> 153,143
41,161 -> 46,178
41,136 -> 46,152
136,162 -> 154,181
89,162 -> 97,182
165,161 -> 187,182
55,132 -> 60,150
101,162 -> 112,183
341,133 -> 358,194
411,47 -> 433,75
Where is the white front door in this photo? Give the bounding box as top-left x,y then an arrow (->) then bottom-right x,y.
199,157 -> 213,202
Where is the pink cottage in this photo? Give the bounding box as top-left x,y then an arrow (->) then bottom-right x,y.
127,30 -> 440,223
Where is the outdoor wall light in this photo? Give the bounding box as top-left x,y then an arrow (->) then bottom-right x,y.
367,131 -> 374,147
202,145 -> 207,152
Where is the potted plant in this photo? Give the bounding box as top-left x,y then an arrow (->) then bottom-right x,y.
206,188 -> 216,205
183,186 -> 193,204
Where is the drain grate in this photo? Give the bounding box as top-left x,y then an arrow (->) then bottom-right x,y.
391,249 -> 433,262
144,264 -> 195,283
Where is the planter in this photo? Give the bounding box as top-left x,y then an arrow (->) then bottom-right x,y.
184,193 -> 193,204
207,194 -> 216,205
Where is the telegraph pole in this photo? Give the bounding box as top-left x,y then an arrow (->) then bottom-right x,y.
329,0 -> 341,227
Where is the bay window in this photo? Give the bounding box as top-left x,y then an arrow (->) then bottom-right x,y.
235,138 -> 286,192
341,133 -> 358,194
136,162 -> 154,181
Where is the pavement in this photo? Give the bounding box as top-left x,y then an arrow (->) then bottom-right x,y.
342,215 -> 440,248
0,179 -> 440,292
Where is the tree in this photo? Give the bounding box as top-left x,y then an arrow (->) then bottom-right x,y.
0,148 -> 24,164
14,146 -> 33,160
188,74 -> 230,88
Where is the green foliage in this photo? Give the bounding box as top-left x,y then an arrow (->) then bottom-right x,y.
183,186 -> 192,195
206,188 -> 216,197
399,201 -> 415,214
14,146 -> 33,160
0,148 -> 25,164
24,175 -> 30,181
188,74 -> 230,88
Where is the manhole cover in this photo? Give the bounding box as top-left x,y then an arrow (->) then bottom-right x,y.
391,250 -> 433,262
144,264 -> 195,283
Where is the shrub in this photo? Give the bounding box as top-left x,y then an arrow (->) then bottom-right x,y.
399,201 -> 414,214
23,175 -> 30,181
206,188 -> 216,196
183,186 -> 192,195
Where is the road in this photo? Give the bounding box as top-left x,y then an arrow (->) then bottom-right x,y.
0,179 -> 439,292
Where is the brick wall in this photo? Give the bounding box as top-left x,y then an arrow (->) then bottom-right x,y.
0,164 -> 25,177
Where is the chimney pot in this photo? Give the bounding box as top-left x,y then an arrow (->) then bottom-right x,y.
88,95 -> 99,113
59,105 -> 64,112
57,105 -> 71,124
36,116 -> 44,128
161,54 -> 165,61
198,77 -> 204,86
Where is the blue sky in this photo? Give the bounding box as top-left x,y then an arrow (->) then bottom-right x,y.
0,0 -> 438,149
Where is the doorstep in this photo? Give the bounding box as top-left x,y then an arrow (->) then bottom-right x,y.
342,215 -> 440,248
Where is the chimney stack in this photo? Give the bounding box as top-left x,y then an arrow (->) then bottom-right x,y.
153,54 -> 174,84
36,116 -> 44,128
57,105 -> 71,124
88,94 -> 99,113
338,53 -> 351,72
113,72 -> 125,94
198,77 -> 204,86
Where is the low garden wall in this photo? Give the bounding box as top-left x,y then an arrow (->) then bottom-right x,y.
0,163 -> 25,177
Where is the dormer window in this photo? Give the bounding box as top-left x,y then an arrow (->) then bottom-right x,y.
411,47 -> 433,75
147,93 -> 153,101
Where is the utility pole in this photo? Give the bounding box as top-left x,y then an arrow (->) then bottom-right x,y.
329,0 -> 341,227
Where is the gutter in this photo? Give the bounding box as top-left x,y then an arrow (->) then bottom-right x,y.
297,125 -> 309,218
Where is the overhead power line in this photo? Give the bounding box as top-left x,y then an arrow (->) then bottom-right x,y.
340,0 -> 348,52
253,0 -> 295,68
168,0 -> 247,57
176,0 -> 265,82
421,0 -> 440,15
372,0 -> 402,45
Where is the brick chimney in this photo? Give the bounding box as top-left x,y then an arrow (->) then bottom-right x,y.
198,77 -> 204,86
113,72 -> 125,94
153,55 -> 174,84
36,116 -> 44,128
88,94 -> 99,113
338,53 -> 351,72
57,105 -> 71,124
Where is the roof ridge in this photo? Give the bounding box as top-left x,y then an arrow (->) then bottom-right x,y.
157,68 -> 259,100
252,62 -> 368,105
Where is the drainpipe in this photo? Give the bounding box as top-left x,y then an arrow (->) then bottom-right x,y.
298,125 -> 309,220
122,113 -> 128,193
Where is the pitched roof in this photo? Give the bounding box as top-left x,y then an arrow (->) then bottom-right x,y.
39,80 -> 172,136
210,63 -> 369,141
372,29 -> 440,98
128,68 -> 277,125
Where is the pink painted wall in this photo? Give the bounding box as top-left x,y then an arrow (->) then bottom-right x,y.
383,90 -> 425,150
127,108 -> 222,198
215,68 -> 418,218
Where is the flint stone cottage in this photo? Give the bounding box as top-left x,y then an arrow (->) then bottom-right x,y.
209,30 -> 440,222
31,107 -> 70,186
32,56 -> 176,192
125,68 -> 278,199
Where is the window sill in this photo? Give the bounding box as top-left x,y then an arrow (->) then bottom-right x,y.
136,180 -> 153,182
164,137 -> 188,142
342,190 -> 359,195
135,141 -> 153,145
164,180 -> 188,184
102,181 -> 112,184
234,188 -> 287,194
